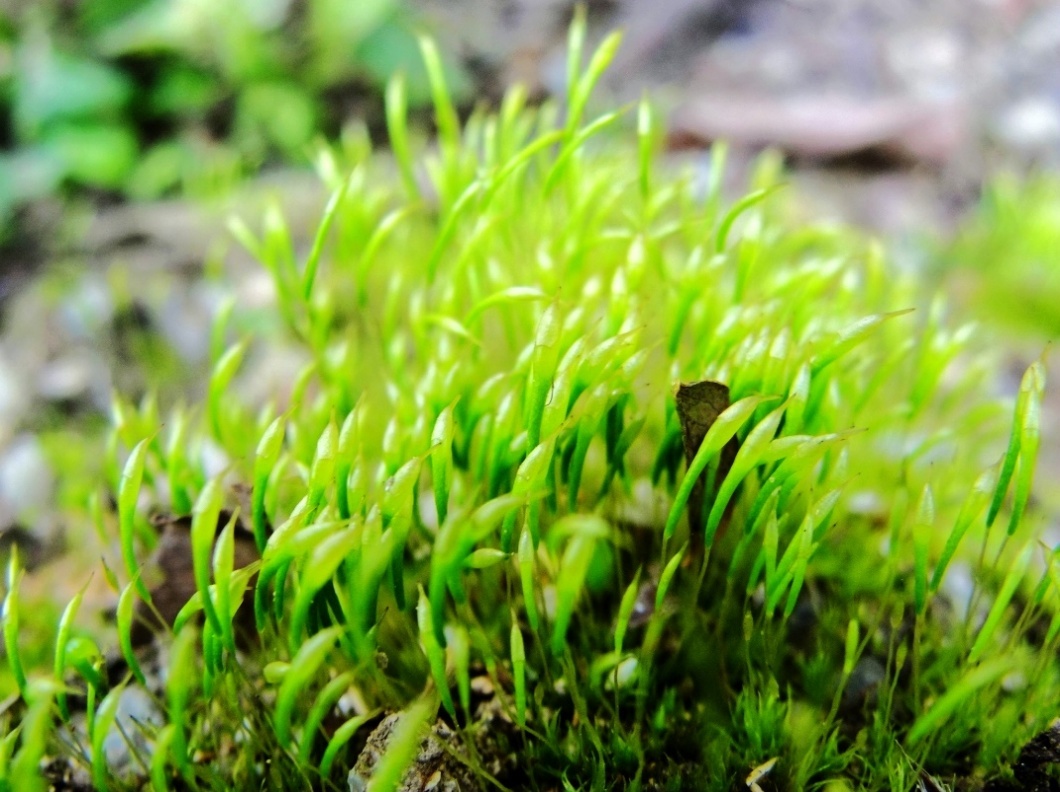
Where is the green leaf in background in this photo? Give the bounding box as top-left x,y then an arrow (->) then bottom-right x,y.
307,0 -> 399,84
236,81 -> 317,159
356,22 -> 469,107
124,140 -> 187,200
147,65 -> 221,117
77,0 -> 155,35
41,121 -> 138,189
13,40 -> 131,137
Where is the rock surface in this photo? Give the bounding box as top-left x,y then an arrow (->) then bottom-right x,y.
348,714 -> 483,792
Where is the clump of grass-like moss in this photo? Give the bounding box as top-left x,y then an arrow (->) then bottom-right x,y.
2,14 -> 1057,792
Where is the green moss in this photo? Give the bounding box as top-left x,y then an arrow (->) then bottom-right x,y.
2,22 -> 1058,792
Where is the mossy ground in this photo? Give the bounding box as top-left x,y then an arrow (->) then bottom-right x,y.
3,19 -> 1060,792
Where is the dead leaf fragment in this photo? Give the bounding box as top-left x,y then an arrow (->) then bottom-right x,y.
130,509 -> 259,648
673,379 -> 731,550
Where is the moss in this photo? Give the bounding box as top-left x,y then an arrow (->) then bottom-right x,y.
2,18 -> 1059,792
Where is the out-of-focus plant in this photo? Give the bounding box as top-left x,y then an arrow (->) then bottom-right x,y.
939,174 -> 1060,339
0,0 -> 468,232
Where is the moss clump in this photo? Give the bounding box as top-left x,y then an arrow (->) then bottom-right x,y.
2,20 -> 1057,792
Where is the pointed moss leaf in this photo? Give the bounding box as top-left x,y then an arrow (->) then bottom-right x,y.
969,542 -> 1034,664
212,513 -> 237,650
545,109 -> 626,195
418,36 -> 460,155
488,129 -> 566,200
565,4 -> 587,101
91,684 -> 125,790
301,172 -> 351,301
173,565 -> 258,635
614,567 -> 643,656
11,679 -> 59,792
550,513 -> 613,544
781,528 -> 815,619
843,618 -> 860,677
470,493 -> 527,542
810,309 -> 912,376
566,30 -> 623,137
664,395 -> 774,541
511,621 -> 527,728
3,552 -> 26,697
526,303 -> 563,449
208,340 -> 248,441
580,330 -> 641,387
385,73 -> 417,199
150,724 -> 175,792
253,414 -> 286,552
519,526 -> 540,631
116,580 -> 146,685
987,364 -> 1044,528
913,485 -> 934,615
431,402 -> 457,526
768,489 -> 840,610
227,216 -> 264,261
1007,364 -> 1045,536
290,525 -> 360,650
54,583 -> 88,720
463,548 -> 510,569
637,98 -> 654,201
427,180 -> 483,283
382,456 -> 423,526
762,510 -> 780,592
503,439 -> 557,549
118,438 -> 152,601
65,635 -> 105,692
167,626 -> 197,772
785,363 -> 811,434
273,625 -> 343,749
466,287 -> 548,324
361,205 -> 419,283
422,314 -> 482,347
705,400 -> 788,547
567,413 -> 603,510
417,586 -> 456,719
299,672 -> 354,764
430,495 -> 523,646
261,201 -> 295,280
191,477 -> 224,635
551,532 -> 598,656
715,185 -> 782,253
907,657 -> 1012,745
367,697 -> 436,792
308,416 -> 339,511
656,542 -> 688,610
320,711 -> 380,779
931,466 -> 996,592
446,623 -> 472,717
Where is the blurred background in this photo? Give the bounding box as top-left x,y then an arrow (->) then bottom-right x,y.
0,0 -> 1059,577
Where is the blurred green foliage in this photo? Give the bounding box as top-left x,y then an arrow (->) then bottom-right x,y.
941,175 -> 1060,339
0,0 -> 468,227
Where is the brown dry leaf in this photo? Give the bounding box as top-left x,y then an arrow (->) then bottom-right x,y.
130,509 -> 259,648
674,379 -> 729,531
